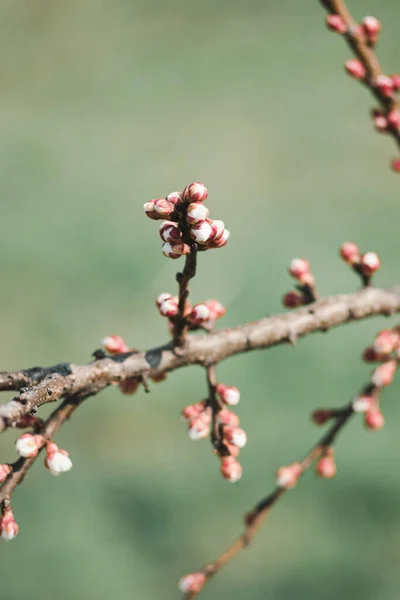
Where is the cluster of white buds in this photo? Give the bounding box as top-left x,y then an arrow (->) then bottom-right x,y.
283,258 -> 317,308
156,293 -> 226,331
339,242 -> 381,284
144,182 -> 230,258
181,383 -> 246,483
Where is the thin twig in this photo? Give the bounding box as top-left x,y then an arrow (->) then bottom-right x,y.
174,250 -> 198,347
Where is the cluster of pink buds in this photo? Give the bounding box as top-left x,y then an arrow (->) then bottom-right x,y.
283,258 -> 317,308
181,383 -> 246,483
339,242 -> 380,284
0,506 -> 18,541
326,13 -> 382,49
144,182 -> 230,258
156,293 -> 226,331
44,442 -> 73,476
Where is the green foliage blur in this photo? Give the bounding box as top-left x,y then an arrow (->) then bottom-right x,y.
0,1 -> 399,598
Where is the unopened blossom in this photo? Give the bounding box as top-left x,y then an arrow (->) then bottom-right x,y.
387,110 -> 400,129
45,442 -> 73,476
391,158 -> 400,173
362,16 -> 381,43
152,198 -> 175,217
315,449 -> 337,479
220,456 -> 242,482
0,464 -> 12,483
373,329 -> 400,355
166,191 -> 183,205
208,219 -> 225,240
178,572 -> 206,594
181,401 -> 207,421
189,220 -> 213,244
345,59 -> 366,79
162,241 -> 190,259
188,416 -> 210,441
186,202 -> 209,224
364,407 -> 385,430
207,228 -> 230,248
158,296 -> 179,318
0,508 -> 19,541
159,221 -> 181,243
360,252 -> 380,276
288,258 -> 312,284
183,182 -> 208,203
339,241 -> 360,265
326,14 -> 346,34
216,384 -> 240,406
16,433 -> 45,458
102,335 -> 129,355
189,303 -> 211,325
375,75 -> 394,97
275,462 -> 302,489
371,360 -> 397,388
219,408 -> 240,427
223,427 -> 247,448
205,299 -> 226,320
352,394 -> 375,413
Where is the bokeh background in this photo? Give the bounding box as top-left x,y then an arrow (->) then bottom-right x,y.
0,0 -> 399,598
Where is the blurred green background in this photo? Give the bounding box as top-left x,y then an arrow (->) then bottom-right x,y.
0,0 -> 399,598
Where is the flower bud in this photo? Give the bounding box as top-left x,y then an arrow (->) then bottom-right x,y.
45,442 -> 73,476
376,74 -> 394,97
205,299 -> 226,320
282,290 -> 304,308
360,252 -> 380,276
181,401 -> 207,421
219,408 -> 240,427
288,258 -> 310,283
159,221 -> 181,243
373,329 -> 400,355
183,182 -> 208,203
362,16 -> 381,43
156,292 -> 173,308
311,409 -> 335,425
345,59 -> 366,79
371,359 -> 397,388
0,464 -> 12,483
275,462 -> 302,489
152,198 -> 175,217
387,110 -> 400,129
391,158 -> 400,173
208,219 -> 225,240
101,335 -> 129,355
178,572 -> 206,594
352,395 -> 374,413
143,200 -> 159,220
189,220 -> 213,244
186,202 -> 209,224
166,191 -> 183,205
391,74 -> 400,90
373,114 -> 388,133
315,450 -> 336,479
159,297 -> 179,317
326,14 -> 346,34
216,384 -> 240,406
16,433 -> 44,458
208,228 -> 230,248
162,241 -> 191,259
221,441 -> 240,458
188,417 -> 210,441
364,407 -> 385,430
223,426 -> 247,448
119,378 -> 139,395
220,456 -> 242,482
339,241 -> 360,264
0,508 -> 19,541
189,303 -> 211,325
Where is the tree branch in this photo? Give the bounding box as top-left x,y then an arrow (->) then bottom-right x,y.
0,285 -> 399,431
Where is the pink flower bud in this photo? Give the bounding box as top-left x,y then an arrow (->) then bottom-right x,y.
183,182 -> 208,203
188,417 -> 210,440
223,427 -> 247,448
282,290 -> 304,308
189,220 -> 213,244
178,572 -> 206,594
208,219 -> 225,240
219,408 -> 240,427
162,241 -> 191,259
373,114 -> 388,132
119,378 -> 139,395
166,191 -> 183,205
345,59 -> 366,79
221,441 -> 241,458
391,74 -> 400,90
387,110 -> 400,129
316,452 -> 336,479
156,292 -> 173,308
391,158 -> 400,173
208,228 -> 230,248
339,241 -> 360,264
373,329 -> 400,354
275,462 -> 302,489
216,384 -> 240,406
220,456 -> 242,482
364,407 -> 385,430
186,202 -> 209,224
288,258 -> 310,283
375,74 -> 394,97
362,16 -> 381,43
205,299 -> 226,320
45,442 -> 72,476
0,464 -> 12,483
159,297 -> 179,317
352,395 -> 374,413
372,360 -> 397,388
0,508 -> 19,541
360,251 -> 380,276
101,335 -> 129,355
159,221 -> 181,243
16,433 -> 44,458
326,14 -> 346,34
189,303 -> 211,325
143,200 -> 160,220
152,198 -> 175,217
181,401 -> 206,421
311,409 -> 335,425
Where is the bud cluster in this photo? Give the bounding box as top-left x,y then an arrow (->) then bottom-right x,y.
283,258 -> 318,308
181,383 -> 246,483
144,182 -> 230,258
339,242 -> 380,284
156,292 -> 226,331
